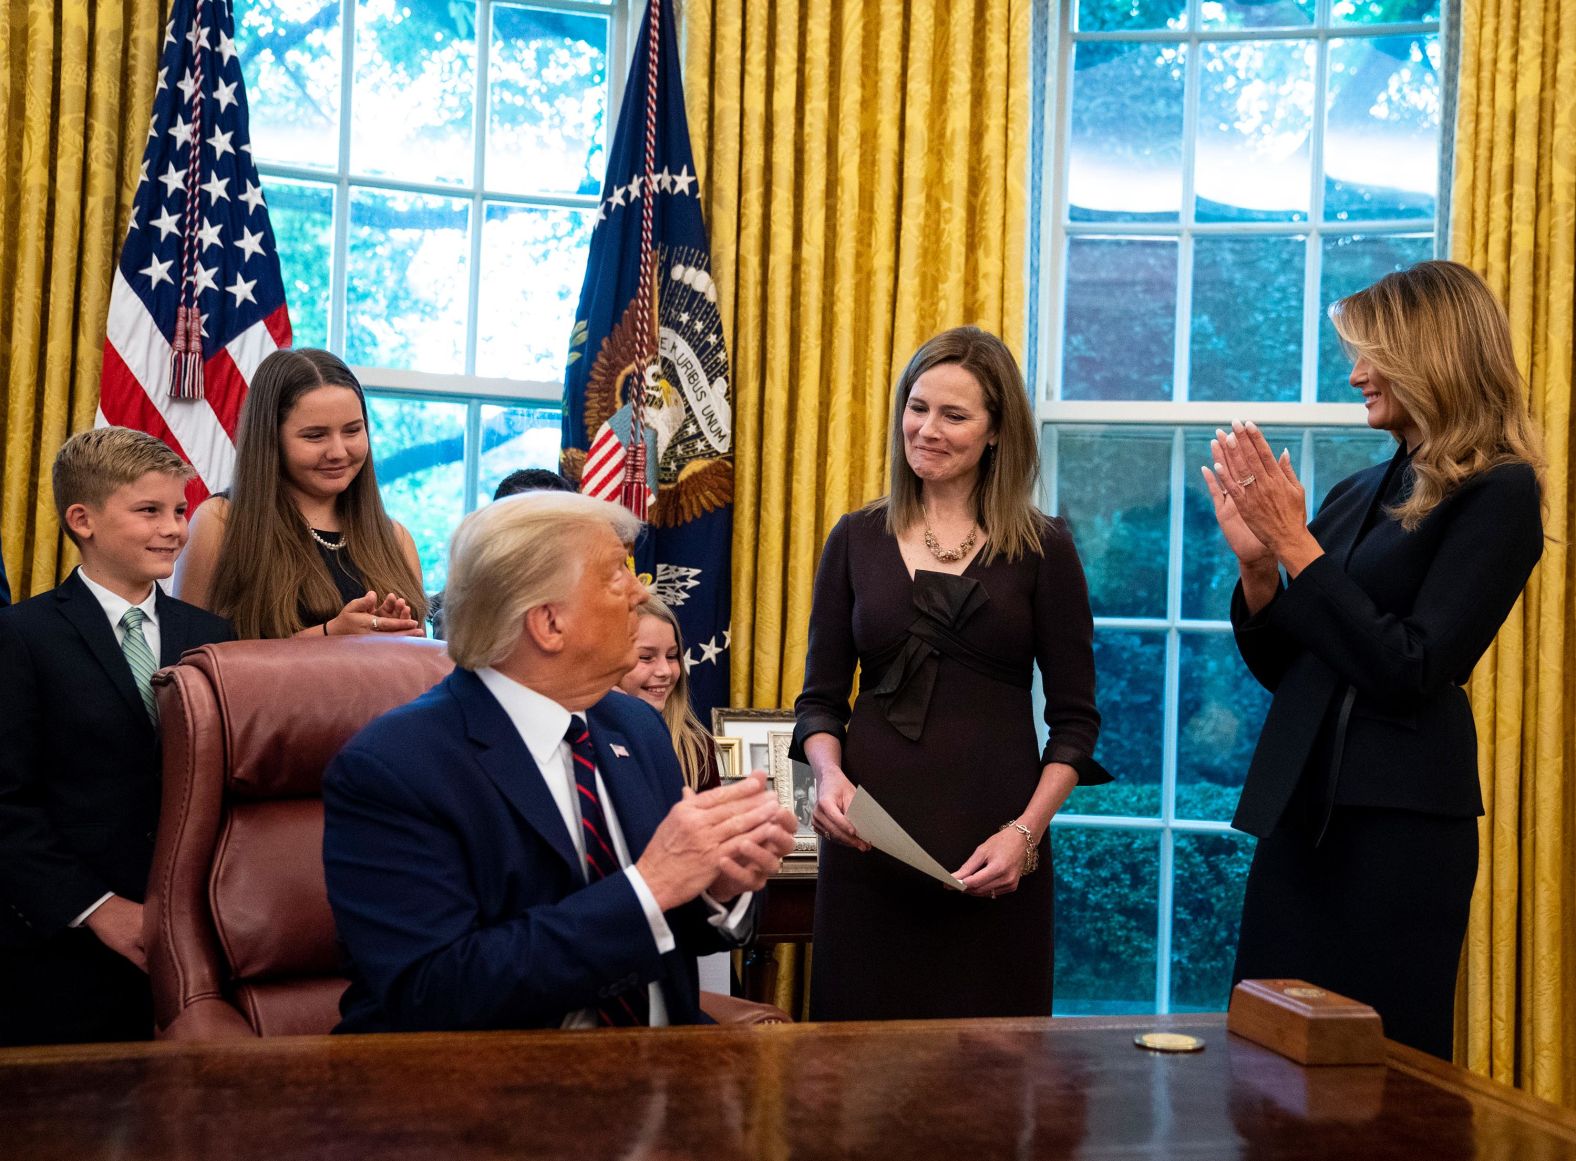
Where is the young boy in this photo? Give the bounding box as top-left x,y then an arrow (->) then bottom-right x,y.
0,428 -> 233,1044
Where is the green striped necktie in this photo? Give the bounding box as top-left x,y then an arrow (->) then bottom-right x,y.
119,606 -> 158,723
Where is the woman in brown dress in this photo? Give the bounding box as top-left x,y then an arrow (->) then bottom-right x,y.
794,326 -> 1110,1020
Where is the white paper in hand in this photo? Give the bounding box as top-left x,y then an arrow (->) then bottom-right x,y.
846,787 -> 966,891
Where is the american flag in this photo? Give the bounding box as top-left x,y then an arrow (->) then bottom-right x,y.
99,0 -> 290,508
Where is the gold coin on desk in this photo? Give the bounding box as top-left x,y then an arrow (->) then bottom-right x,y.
1134,1032 -> 1205,1053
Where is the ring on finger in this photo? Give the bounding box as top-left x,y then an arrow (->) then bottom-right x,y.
1235,473 -> 1257,488
371,615 -> 380,631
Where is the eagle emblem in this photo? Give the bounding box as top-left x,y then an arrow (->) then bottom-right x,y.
562,245 -> 733,528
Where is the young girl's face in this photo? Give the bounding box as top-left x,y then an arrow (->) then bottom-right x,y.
618,614 -> 681,712
279,385 -> 369,506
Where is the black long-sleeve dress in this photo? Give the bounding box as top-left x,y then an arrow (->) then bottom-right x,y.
1229,445 -> 1543,1059
794,507 -> 1110,1020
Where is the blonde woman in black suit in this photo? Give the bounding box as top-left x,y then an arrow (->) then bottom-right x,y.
1203,260 -> 1544,1060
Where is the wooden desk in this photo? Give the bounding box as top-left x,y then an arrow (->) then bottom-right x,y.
5,1015 -> 1574,1159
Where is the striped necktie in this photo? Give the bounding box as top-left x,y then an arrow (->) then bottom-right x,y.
119,607 -> 158,723
565,716 -> 649,1027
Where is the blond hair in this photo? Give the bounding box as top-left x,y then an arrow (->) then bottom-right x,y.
874,326 -> 1043,564
445,491 -> 643,670
53,427 -> 192,546
207,349 -> 427,638
1330,260 -> 1544,531
635,596 -> 715,790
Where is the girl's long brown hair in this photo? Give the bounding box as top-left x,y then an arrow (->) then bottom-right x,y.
1330,260 -> 1544,531
872,326 -> 1043,564
207,349 -> 427,638
637,597 -> 715,791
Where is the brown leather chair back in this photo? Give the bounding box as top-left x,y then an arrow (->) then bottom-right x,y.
146,636 -> 454,1039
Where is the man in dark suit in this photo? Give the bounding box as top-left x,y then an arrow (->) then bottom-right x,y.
324,491 -> 796,1032
0,429 -> 234,1045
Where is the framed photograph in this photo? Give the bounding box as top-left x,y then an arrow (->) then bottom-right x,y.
710,708 -> 797,780
713,736 -> 743,783
711,707 -> 819,868
768,731 -> 818,856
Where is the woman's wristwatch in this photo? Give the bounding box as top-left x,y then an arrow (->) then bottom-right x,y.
1000,820 -> 1040,875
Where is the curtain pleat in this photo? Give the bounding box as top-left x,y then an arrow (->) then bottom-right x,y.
0,0 -> 163,599
685,0 -> 1030,711
1451,0 -> 1576,1107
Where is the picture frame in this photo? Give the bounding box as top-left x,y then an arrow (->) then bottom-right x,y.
711,707 -> 819,869
710,707 -> 797,781
713,736 -> 742,783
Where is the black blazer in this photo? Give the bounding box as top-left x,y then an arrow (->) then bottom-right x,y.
1231,452 -> 1542,838
0,570 -> 234,944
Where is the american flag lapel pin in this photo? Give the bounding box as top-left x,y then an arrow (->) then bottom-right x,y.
611,744 -> 630,758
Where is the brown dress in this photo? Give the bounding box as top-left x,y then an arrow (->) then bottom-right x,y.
794,507 -> 1110,1020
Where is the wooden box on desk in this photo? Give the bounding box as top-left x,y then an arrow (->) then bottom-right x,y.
1226,979 -> 1385,1066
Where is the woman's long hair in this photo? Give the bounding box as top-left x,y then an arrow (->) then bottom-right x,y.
636,597 -> 715,791
1330,260 -> 1544,531
873,326 -> 1043,564
207,349 -> 428,638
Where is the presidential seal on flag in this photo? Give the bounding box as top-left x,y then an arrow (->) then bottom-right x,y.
572,249 -> 732,530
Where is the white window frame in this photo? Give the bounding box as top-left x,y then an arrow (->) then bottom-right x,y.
248,0 -> 636,403
1031,0 -> 1449,1015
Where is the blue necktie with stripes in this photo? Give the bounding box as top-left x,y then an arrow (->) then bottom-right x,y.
565,716 -> 649,1027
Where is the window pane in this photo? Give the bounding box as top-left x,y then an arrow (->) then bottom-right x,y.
1196,40 -> 1315,222
1199,0 -> 1314,28
236,0 -> 341,168
1066,629 -> 1166,818
1176,630 -> 1268,821
1325,37 -> 1440,222
351,0 -> 476,185
1190,236 -> 1306,402
1054,429 -> 1172,618
1062,238 -> 1177,402
1181,426 -> 1299,620
475,204 -> 593,380
365,394 -> 468,593
1333,0 -> 1440,22
346,190 -> 471,371
1074,0 -> 1186,31
1053,828 -> 1159,1014
1310,428 -> 1394,509
266,177 -> 334,350
487,5 -> 608,197
477,402 -> 564,506
1170,832 -> 1253,1011
1068,43 -> 1186,223
1317,233 -> 1433,401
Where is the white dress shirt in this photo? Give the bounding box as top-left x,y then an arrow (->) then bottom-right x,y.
67,569 -> 162,929
475,668 -> 750,1028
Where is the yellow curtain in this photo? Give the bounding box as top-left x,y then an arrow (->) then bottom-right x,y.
0,0 -> 164,600
684,0 -> 1030,1013
684,0 -> 1031,712
1452,0 -> 1576,1106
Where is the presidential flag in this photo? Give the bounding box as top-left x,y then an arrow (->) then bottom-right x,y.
99,0 -> 291,508
561,0 -> 732,717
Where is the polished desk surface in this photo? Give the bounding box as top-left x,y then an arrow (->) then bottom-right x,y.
4,1014 -> 1574,1159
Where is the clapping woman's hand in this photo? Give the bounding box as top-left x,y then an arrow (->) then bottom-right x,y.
811,765 -> 871,852
327,590 -> 422,636
1209,421 -> 1324,575
1201,459 -> 1275,567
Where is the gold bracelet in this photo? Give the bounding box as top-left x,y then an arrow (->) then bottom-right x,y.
1000,820 -> 1039,875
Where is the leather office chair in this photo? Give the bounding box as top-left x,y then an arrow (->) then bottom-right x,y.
145,636 -> 786,1039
